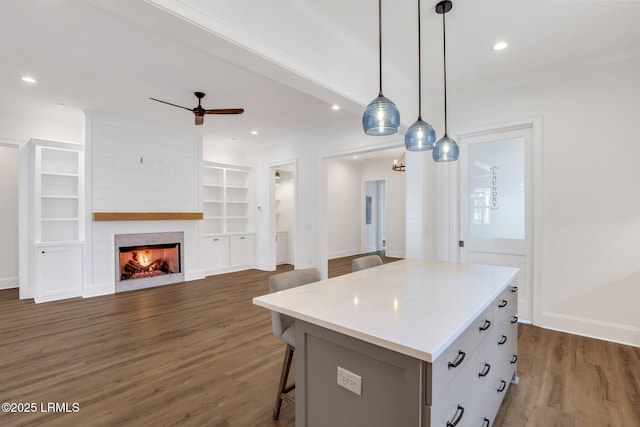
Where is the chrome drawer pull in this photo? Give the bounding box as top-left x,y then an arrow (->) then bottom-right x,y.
446,405 -> 465,427
479,320 -> 492,331
478,363 -> 491,378
498,300 -> 508,308
482,418 -> 490,427
511,354 -> 518,364
511,316 -> 518,324
448,350 -> 466,369
497,380 -> 507,393
511,286 -> 518,293
498,335 -> 508,345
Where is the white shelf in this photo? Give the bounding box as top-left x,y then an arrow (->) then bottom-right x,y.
202,162 -> 252,235
35,144 -> 83,244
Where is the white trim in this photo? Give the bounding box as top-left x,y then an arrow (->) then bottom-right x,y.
82,283 -> 114,298
0,137 -> 26,148
268,159 -> 298,271
451,117 -> 544,325
540,311 -> 640,348
203,160 -> 251,171
0,277 -> 18,290
328,248 -> 361,260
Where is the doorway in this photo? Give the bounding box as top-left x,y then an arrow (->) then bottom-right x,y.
458,124 -> 535,321
272,164 -> 295,266
0,144 -> 19,291
363,179 -> 386,254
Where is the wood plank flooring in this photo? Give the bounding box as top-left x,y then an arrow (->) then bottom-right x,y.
0,255 -> 638,427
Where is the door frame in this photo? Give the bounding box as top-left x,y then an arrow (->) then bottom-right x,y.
0,138 -> 28,298
449,117 -> 544,324
268,160 -> 297,271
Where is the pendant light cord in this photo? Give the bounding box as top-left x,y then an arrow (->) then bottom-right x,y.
442,9 -> 448,136
378,0 -> 383,96
417,0 -> 422,120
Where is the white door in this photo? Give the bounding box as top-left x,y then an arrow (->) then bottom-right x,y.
459,126 -> 533,321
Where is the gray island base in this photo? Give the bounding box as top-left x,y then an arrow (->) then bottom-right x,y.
253,260 -> 520,427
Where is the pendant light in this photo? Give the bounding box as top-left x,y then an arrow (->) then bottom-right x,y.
363,0 -> 400,136
433,0 -> 459,162
405,0 -> 435,151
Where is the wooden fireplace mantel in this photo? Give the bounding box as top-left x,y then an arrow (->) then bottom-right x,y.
93,212 -> 203,221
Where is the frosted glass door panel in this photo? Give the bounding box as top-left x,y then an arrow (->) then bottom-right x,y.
468,137 -> 524,239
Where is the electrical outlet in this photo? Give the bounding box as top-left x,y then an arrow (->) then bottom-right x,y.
337,366 -> 362,396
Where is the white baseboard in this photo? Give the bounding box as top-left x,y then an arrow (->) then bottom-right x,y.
539,311 -> 639,348
255,262 -> 276,272
83,283 -> 114,298
35,290 -> 82,303
0,276 -> 18,290
184,271 -> 204,282
328,248 -> 360,260
384,250 -> 405,259
363,245 -> 377,254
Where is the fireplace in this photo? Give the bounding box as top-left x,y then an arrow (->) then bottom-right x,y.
115,232 -> 184,292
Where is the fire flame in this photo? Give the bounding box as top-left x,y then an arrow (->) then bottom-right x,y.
138,251 -> 152,267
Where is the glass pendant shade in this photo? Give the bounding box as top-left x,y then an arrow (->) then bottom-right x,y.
432,135 -> 459,162
405,119 -> 435,151
362,95 -> 400,136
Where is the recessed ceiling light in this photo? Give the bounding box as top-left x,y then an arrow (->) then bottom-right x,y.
331,105 -> 340,110
352,155 -> 358,159
493,41 -> 508,51
56,103 -> 65,108
251,130 -> 258,135
21,76 -> 37,83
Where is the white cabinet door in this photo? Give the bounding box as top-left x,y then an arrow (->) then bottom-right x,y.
203,236 -> 230,274
34,243 -> 83,303
229,234 -> 254,268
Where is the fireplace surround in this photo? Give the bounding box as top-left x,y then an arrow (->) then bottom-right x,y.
114,232 -> 185,292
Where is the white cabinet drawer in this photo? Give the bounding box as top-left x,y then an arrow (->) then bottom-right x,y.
430,304 -> 494,405
494,285 -> 518,326
432,335 -> 497,427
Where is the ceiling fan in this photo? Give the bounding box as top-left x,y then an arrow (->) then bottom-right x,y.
150,91 -> 244,125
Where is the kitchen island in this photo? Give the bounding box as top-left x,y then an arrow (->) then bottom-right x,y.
253,259 -> 520,427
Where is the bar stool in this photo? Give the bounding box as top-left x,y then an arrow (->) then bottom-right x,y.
268,268 -> 321,420
352,254 -> 383,272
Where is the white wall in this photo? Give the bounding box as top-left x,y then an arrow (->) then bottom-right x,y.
0,107 -> 84,296
327,159 -> 362,258
84,115 -> 202,296
0,146 -> 19,289
0,108 -> 84,143
437,55 -> 640,346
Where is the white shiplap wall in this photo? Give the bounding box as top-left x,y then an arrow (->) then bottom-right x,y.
86,116 -> 202,295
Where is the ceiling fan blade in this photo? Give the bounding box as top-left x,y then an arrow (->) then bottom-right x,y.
195,115 -> 204,125
204,108 -> 245,115
149,98 -> 193,111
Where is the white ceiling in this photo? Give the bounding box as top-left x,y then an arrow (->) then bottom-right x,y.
1,0 -> 638,159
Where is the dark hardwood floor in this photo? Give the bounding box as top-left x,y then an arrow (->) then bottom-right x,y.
0,254 -> 637,426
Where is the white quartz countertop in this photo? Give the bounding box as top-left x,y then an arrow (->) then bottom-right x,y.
253,259 -> 519,363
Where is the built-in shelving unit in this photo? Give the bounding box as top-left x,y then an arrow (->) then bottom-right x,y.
202,162 -> 251,235
30,138 -> 85,303
36,144 -> 83,242
202,161 -> 254,275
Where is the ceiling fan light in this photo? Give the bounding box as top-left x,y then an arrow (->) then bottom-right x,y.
405,119 -> 435,151
432,135 -> 459,162
363,95 -> 400,136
